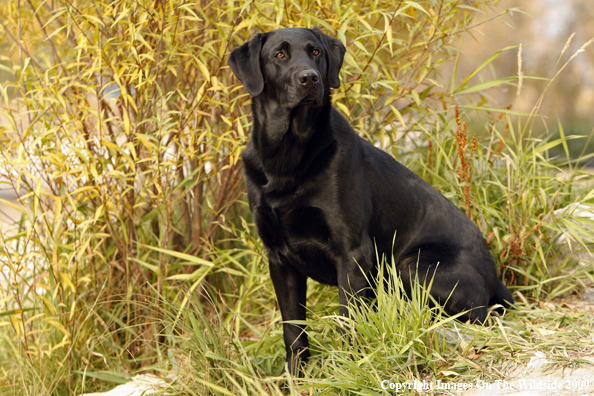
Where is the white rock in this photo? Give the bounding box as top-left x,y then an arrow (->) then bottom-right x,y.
526,351 -> 550,369
80,375 -> 168,396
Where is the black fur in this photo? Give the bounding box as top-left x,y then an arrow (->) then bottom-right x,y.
228,27 -> 513,375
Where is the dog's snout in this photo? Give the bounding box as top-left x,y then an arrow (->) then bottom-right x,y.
297,70 -> 320,87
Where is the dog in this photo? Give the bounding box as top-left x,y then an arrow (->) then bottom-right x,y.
228,27 -> 513,375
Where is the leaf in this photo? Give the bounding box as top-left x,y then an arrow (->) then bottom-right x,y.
59,271 -> 76,293
111,7 -> 130,28
140,244 -> 215,267
405,1 -> 429,14
533,136 -> 583,154
454,77 -> 517,95
167,264 -> 212,281
385,16 -> 393,55
410,89 -> 421,106
45,319 -> 69,336
40,296 -> 57,315
557,117 -> 571,161
0,308 -> 35,318
458,105 -> 532,117
196,60 -> 211,81
390,106 -> 406,129
129,258 -> 162,277
75,371 -> 131,385
454,46 -> 518,93
0,199 -> 24,214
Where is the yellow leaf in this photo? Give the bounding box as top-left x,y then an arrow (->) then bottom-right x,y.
335,101 -> 350,117
33,179 -> 41,217
10,315 -> 22,336
197,60 -> 210,81
0,199 -> 24,214
390,106 -> 406,129
237,120 -> 245,137
220,115 -> 233,127
94,205 -> 104,222
123,109 -> 131,135
59,272 -> 76,293
46,319 -> 69,336
411,89 -> 420,106
51,334 -> 71,351
40,296 -> 57,315
53,195 -> 62,228
386,17 -> 393,55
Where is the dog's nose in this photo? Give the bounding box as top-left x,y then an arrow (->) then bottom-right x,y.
297,70 -> 320,88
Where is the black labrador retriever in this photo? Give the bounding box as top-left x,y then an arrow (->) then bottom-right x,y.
228,27 -> 513,375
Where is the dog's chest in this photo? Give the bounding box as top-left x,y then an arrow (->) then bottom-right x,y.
254,201 -> 338,285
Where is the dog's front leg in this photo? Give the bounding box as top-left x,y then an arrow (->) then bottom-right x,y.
268,255 -> 309,376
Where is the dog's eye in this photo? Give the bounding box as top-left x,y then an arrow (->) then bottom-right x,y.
275,52 -> 285,59
312,49 -> 320,56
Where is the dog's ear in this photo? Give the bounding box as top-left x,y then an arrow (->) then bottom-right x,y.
312,26 -> 346,89
228,33 -> 268,96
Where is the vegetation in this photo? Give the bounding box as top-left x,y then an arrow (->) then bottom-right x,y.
0,0 -> 593,395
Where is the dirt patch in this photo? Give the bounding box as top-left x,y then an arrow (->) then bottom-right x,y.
555,289 -> 594,313
457,356 -> 594,396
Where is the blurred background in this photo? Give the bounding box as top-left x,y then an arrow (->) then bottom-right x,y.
447,0 -> 594,158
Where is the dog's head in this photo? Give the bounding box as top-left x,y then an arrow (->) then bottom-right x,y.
228,27 -> 346,108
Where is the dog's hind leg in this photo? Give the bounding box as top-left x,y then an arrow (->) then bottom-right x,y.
337,243 -> 375,320
398,250 -> 491,324
489,280 -> 514,311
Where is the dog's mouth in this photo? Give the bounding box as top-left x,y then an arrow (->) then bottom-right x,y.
284,85 -> 324,108
299,94 -> 322,106
287,91 -> 323,108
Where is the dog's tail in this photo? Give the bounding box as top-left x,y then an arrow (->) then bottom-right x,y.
489,280 -> 514,310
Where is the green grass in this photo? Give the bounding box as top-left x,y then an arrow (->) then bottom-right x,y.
122,259 -> 594,396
